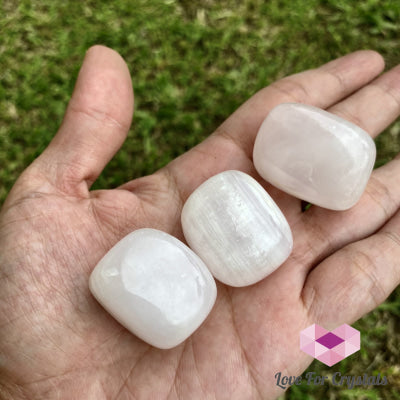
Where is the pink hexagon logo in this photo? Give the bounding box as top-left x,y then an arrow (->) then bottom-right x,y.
300,324 -> 360,367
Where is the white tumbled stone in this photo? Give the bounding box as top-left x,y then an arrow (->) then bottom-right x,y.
253,103 -> 376,210
181,170 -> 293,287
89,228 -> 217,349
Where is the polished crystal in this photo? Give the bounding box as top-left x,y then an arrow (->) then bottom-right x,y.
181,170 -> 293,287
253,103 -> 376,210
89,228 -> 217,349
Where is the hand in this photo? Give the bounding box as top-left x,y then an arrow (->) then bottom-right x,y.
0,45 -> 399,400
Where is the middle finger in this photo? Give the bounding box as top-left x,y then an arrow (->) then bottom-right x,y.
292,64 -> 400,275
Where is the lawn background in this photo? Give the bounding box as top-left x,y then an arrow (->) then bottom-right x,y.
1,0 -> 399,398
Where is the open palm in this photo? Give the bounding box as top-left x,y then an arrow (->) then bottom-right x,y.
1,46 -> 399,400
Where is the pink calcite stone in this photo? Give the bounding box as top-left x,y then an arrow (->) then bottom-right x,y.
253,103 -> 376,210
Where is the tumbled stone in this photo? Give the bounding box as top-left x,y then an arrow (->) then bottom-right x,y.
181,170 -> 293,287
89,228 -> 217,349
253,103 -> 376,210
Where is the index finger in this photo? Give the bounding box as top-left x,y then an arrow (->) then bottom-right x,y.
159,51 -> 385,203
216,50 -> 384,157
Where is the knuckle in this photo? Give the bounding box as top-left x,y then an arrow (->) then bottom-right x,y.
364,175 -> 395,219
345,247 -> 386,308
269,77 -> 311,104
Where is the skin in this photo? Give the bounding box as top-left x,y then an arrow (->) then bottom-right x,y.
0,45 -> 399,400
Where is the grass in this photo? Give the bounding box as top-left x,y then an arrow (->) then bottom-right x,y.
1,0 -> 400,398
